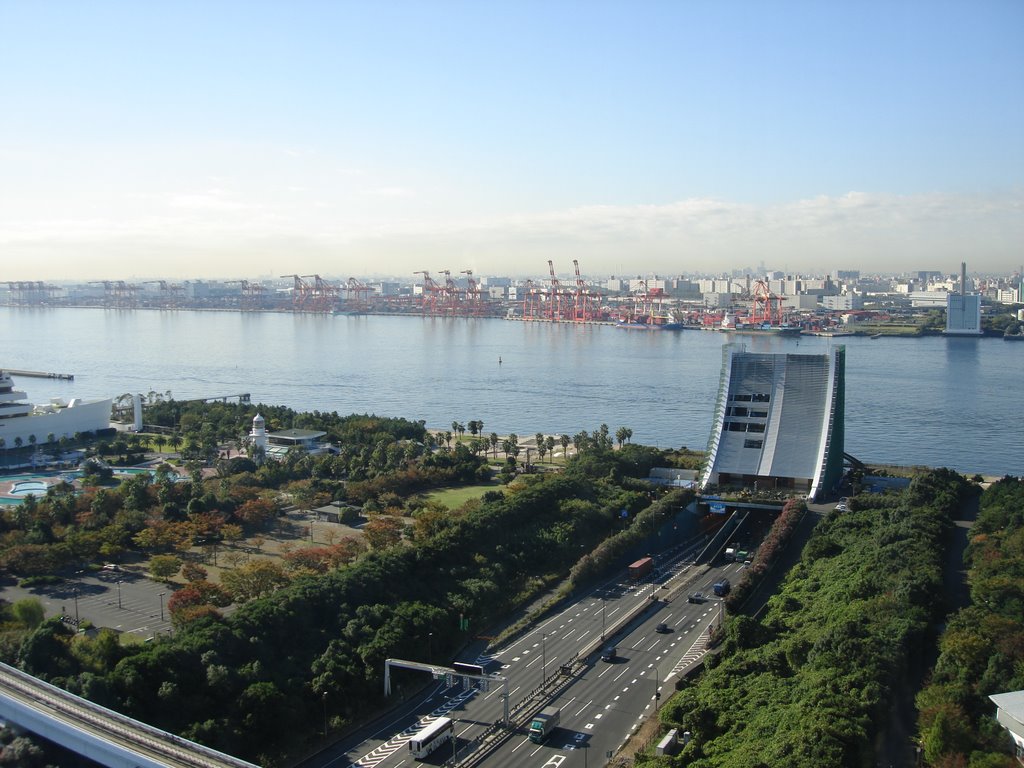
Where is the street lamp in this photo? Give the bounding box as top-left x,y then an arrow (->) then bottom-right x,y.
159,592 -> 165,621
117,580 -> 122,609
322,692 -> 328,737
428,632 -> 433,662
73,585 -> 79,625
600,594 -> 606,640
541,633 -> 547,682
654,666 -> 661,710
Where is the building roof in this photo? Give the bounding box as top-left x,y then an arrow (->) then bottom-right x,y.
268,428 -> 327,442
990,690 -> 1024,725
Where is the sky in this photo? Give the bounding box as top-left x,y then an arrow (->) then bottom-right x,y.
1,0 -> 1022,282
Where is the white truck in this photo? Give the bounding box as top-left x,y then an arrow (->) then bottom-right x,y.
528,706 -> 561,743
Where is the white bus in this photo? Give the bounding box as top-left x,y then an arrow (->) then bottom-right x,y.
408,717 -> 454,759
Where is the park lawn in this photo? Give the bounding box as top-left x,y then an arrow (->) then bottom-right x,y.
426,482 -> 503,509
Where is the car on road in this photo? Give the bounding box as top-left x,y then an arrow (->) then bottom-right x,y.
834,503 -> 848,512
102,564 -> 122,571
687,592 -> 705,604
655,622 -> 670,634
601,645 -> 617,662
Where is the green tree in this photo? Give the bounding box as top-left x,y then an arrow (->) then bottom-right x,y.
11,598 -> 45,629
150,554 -> 182,580
221,560 -> 290,602
489,432 -> 499,458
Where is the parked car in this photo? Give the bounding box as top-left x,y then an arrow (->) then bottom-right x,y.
834,503 -> 848,512
102,564 -> 121,571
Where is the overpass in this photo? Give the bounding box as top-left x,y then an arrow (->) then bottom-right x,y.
0,662 -> 259,768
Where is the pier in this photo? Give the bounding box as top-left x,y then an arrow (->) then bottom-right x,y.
4,369 -> 74,381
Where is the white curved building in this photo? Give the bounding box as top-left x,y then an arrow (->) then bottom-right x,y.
0,370 -> 111,448
700,345 -> 846,501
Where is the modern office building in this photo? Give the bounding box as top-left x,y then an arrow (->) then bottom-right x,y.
700,345 -> 846,500
945,261 -> 983,336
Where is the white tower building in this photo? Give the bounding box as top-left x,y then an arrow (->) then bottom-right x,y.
249,413 -> 268,455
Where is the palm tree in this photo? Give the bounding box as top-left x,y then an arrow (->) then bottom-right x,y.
168,432 -> 183,454
489,432 -> 499,458
46,432 -> 55,445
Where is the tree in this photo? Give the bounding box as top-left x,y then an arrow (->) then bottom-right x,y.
489,432 -> 499,458
11,598 -> 45,629
221,560 -> 290,602
615,426 -> 633,447
150,554 -> 182,580
364,516 -> 403,550
545,435 -> 556,462
560,434 -> 570,457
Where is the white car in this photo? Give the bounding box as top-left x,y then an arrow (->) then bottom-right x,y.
834,503 -> 848,512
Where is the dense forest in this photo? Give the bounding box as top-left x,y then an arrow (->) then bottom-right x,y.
914,476 -> 1024,765
649,469 -> 995,768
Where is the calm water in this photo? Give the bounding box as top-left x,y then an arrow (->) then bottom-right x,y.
2,307 -> 1022,477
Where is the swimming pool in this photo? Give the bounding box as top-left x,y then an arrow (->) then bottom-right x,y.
10,480 -> 50,496
1,466 -> 180,504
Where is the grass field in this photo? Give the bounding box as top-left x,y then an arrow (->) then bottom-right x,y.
425,482 -> 504,509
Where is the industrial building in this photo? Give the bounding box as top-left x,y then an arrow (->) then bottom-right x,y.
700,345 -> 845,501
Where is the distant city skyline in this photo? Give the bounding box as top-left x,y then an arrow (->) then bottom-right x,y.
2,1 -> 1022,281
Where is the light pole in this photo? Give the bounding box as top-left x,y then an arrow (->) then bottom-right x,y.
601,594 -> 606,640
541,633 -> 547,682
322,692 -> 328,737
428,632 -> 433,662
654,666 -> 661,710
159,592 -> 165,621
73,585 -> 79,625
117,580 -> 122,609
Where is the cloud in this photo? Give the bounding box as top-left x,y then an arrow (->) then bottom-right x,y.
361,186 -> 415,198
2,190 -> 1022,279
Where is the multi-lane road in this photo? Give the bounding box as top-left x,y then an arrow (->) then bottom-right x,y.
311,545 -> 748,768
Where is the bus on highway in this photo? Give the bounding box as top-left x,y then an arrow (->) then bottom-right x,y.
408,717 -> 454,759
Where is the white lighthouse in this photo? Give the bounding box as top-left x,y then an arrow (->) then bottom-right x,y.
249,413 -> 268,457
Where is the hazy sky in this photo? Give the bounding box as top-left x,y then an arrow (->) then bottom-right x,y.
1,1 -> 1022,282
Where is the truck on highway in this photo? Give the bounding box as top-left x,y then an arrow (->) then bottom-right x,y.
724,545 -> 737,562
628,556 -> 654,581
528,706 -> 561,743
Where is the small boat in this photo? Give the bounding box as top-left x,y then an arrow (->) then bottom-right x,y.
870,333 -> 882,339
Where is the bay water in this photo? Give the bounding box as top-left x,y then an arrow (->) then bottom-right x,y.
2,307 -> 1021,477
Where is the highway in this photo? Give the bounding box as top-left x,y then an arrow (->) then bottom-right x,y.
311,540 -> 748,768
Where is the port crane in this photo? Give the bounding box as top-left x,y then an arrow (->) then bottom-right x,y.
545,260 -> 569,321
225,280 -> 266,310
302,274 -> 341,313
343,278 -> 375,313
413,270 -> 442,315
521,279 -> 542,320
89,280 -> 139,308
750,280 -> 786,326
142,280 -> 185,308
571,259 -> 597,321
461,270 -> 486,316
